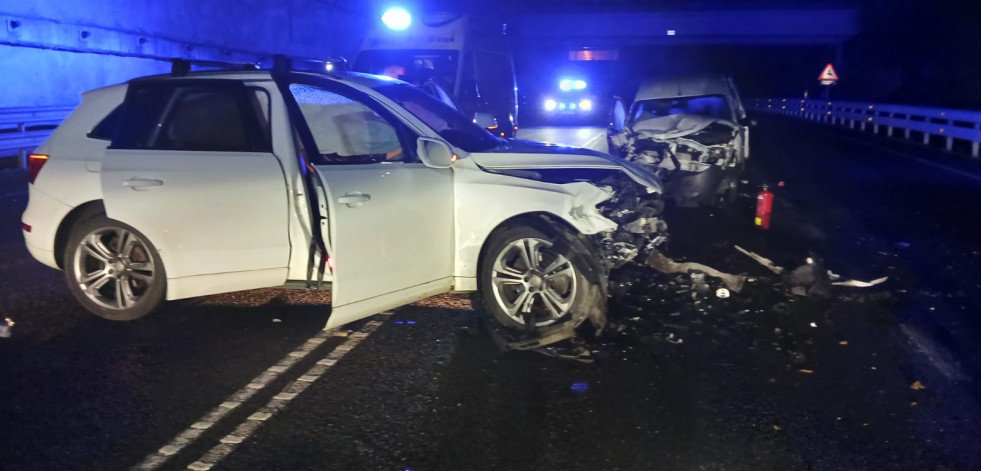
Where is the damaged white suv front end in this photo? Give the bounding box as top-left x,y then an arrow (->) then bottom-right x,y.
453,140 -> 670,348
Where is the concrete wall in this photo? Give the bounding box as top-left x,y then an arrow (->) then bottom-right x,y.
0,0 -> 373,107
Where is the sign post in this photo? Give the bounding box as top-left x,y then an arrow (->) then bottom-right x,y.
818,63 -> 839,99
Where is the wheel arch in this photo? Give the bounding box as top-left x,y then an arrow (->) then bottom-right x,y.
54,200 -> 106,269
475,212 -> 607,292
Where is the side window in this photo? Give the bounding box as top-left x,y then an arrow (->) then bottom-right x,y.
289,84 -> 404,164
87,105 -> 124,141
111,83 -> 270,152
157,88 -> 250,152
474,50 -> 514,107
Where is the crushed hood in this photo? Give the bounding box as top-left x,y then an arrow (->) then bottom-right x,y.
630,114 -> 737,140
469,139 -> 663,193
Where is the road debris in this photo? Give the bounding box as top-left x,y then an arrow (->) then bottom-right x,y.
911,381 -> 926,390
645,250 -> 746,292
734,245 -> 784,274
799,369 -> 814,374
833,277 -> 889,288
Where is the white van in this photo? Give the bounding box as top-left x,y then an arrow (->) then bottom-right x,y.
610,74 -> 751,206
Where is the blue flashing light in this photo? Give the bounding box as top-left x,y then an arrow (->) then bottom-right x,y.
544,99 -> 557,111
382,7 -> 412,31
559,78 -> 587,92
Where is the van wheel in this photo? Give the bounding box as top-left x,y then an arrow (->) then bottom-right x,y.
478,223 -> 604,333
63,215 -> 166,321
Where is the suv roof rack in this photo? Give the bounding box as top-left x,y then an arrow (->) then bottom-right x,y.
167,54 -> 348,77
170,58 -> 260,76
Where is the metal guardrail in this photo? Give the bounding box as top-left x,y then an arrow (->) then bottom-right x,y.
0,106 -> 74,167
750,98 -> 981,158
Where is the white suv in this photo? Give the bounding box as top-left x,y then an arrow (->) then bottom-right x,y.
22,65 -> 668,340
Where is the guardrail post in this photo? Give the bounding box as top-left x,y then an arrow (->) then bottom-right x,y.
975,124 -> 981,158
945,120 -> 954,151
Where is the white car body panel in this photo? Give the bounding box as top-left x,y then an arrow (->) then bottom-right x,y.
101,149 -> 291,287
316,162 -> 454,329
167,268 -> 289,300
449,158 -> 617,287
22,185 -> 74,268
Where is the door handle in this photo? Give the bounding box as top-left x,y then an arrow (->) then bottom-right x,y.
122,179 -> 164,190
337,193 -> 371,207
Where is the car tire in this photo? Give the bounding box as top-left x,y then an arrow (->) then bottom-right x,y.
63,214 -> 166,321
477,222 -> 605,334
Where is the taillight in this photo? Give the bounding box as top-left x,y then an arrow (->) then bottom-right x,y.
27,154 -> 49,184
22,223 -> 32,233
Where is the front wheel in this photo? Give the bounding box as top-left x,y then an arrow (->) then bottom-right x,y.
478,223 -> 605,334
63,214 -> 167,321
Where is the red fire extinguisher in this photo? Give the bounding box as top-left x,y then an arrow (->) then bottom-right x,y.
755,184 -> 774,229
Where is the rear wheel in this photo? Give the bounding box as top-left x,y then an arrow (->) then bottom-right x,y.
63,214 -> 166,320
478,223 -> 605,334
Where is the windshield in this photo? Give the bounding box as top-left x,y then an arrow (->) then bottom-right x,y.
374,83 -> 503,153
630,95 -> 733,124
354,50 -> 460,91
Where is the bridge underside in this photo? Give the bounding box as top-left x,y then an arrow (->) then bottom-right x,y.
512,9 -> 857,47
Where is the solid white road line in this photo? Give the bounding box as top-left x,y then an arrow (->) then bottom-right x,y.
183,315 -> 390,471
816,128 -> 981,184
131,326 -> 339,471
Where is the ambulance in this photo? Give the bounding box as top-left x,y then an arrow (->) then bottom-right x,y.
352,9 -> 519,137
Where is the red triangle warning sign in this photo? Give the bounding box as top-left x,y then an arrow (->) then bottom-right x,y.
818,63 -> 839,82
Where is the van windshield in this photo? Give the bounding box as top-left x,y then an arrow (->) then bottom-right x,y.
374,83 -> 503,153
354,50 -> 459,92
630,95 -> 733,123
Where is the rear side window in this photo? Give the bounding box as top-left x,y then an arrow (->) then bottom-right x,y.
111,82 -> 270,152
87,106 -> 123,141
156,88 -> 250,151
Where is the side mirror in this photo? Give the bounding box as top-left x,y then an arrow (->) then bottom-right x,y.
610,97 -> 627,133
473,112 -> 498,130
416,137 -> 456,168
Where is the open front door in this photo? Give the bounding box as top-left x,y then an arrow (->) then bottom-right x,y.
316,164 -> 453,328
285,81 -> 454,330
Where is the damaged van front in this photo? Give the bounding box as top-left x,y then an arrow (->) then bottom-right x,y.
610,74 -> 751,206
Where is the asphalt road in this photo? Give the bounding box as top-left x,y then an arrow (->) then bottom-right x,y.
1,116 -> 980,470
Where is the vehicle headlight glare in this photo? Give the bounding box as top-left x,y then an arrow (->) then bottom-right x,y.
579,99 -> 592,111
544,99 -> 557,111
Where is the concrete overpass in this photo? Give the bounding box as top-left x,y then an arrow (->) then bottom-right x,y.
511,9 -> 858,46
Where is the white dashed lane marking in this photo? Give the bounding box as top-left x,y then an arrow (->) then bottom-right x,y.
130,313 -> 389,471
183,317 -> 389,471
